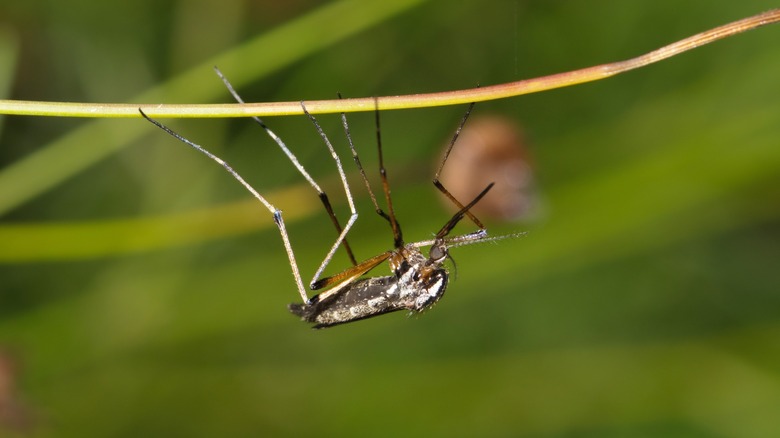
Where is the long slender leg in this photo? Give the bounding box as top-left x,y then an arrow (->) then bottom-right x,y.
431,102 -> 487,230
214,67 -> 358,266
139,109 -> 311,304
373,97 -> 404,248
338,93 -> 388,223
300,101 -> 360,288
427,181 -> 493,280
436,182 -> 494,239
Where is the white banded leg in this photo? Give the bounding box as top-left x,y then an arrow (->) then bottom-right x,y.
300,101 -> 360,290
138,110 -> 310,303
214,67 -> 358,268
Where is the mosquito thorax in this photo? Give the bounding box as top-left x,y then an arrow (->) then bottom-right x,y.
389,245 -> 450,312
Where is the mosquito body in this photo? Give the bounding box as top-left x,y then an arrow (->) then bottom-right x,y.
141,69 -> 520,329
289,243 -> 451,328
289,206 -> 492,328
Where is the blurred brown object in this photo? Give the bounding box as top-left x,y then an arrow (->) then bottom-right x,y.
0,350 -> 33,433
437,115 -> 536,222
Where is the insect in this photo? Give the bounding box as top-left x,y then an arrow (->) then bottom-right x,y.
140,70 -> 521,328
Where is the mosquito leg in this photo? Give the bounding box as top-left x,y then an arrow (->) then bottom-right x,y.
139,109 -> 310,304
214,67 -> 358,266
300,101 -> 360,288
338,93 -> 389,223
431,102 -> 487,230
373,97 -> 404,248
436,182 -> 494,239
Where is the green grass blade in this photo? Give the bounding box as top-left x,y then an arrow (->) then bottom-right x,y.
0,0 -> 428,216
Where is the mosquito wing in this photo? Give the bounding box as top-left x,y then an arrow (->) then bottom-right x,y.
289,275 -> 410,328
289,251 -> 394,328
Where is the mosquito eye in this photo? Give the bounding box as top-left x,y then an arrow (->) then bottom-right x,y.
429,245 -> 446,262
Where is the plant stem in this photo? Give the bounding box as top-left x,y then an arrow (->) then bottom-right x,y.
1,9 -> 778,118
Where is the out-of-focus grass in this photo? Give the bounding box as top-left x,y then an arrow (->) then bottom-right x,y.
0,1 -> 779,437
0,25 -> 18,137
0,0 -> 427,216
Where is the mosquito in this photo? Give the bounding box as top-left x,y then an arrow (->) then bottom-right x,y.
140,72 -> 521,329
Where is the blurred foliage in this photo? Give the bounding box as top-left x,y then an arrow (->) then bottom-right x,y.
1,1 -> 779,437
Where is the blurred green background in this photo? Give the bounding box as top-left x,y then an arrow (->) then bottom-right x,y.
1,1 -> 779,436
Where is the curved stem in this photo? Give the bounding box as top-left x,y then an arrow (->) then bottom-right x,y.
1,9 -> 778,118
0,9 -> 780,118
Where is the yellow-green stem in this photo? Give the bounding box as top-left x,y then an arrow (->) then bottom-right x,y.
0,9 -> 778,118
